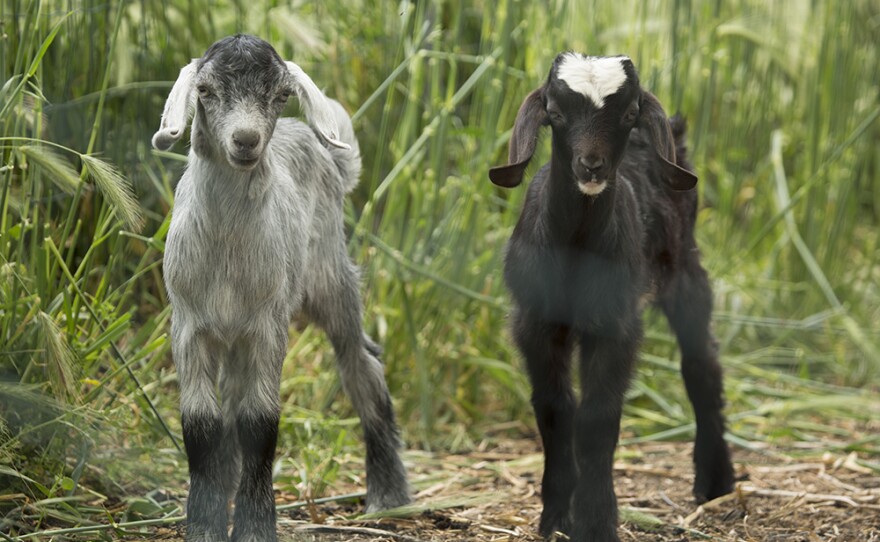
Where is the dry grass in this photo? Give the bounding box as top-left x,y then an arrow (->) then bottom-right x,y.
100,435 -> 880,542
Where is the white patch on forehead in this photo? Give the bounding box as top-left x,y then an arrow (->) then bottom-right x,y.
556,54 -> 630,108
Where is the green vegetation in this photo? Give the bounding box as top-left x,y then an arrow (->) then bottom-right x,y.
1,0 -> 878,538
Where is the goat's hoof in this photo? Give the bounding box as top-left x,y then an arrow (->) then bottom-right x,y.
538,510 -> 571,540
693,465 -> 736,504
693,478 -> 735,504
229,529 -> 277,542
567,524 -> 620,542
183,522 -> 230,542
364,490 -> 412,514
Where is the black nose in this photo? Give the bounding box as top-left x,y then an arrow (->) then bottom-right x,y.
578,155 -> 606,174
232,129 -> 261,151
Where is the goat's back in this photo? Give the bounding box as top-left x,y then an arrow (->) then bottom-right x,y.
270,104 -> 361,195
618,116 -> 699,289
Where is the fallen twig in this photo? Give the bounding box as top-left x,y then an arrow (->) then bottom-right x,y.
275,490 -> 366,512
9,515 -> 185,541
739,484 -> 868,507
479,523 -> 520,536
287,523 -> 421,541
355,493 -> 495,520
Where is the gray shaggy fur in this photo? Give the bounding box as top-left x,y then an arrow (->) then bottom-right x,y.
154,34 -> 410,542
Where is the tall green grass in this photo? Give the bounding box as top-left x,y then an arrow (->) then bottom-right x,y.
1,0 -> 878,537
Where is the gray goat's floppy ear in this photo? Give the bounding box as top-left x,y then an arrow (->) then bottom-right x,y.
489,87 -> 548,188
638,90 -> 698,191
152,60 -> 198,151
285,61 -> 351,150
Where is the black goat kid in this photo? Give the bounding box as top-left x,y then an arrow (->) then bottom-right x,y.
489,53 -> 735,541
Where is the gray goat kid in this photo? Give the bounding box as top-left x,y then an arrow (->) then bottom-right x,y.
153,35 -> 410,542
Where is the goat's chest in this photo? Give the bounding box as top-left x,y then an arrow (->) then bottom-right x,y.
164,194 -> 307,332
505,242 -> 642,331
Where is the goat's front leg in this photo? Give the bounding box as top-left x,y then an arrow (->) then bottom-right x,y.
175,326 -> 229,542
511,309 -> 576,538
227,319 -> 287,542
570,327 -> 641,542
304,257 -> 410,512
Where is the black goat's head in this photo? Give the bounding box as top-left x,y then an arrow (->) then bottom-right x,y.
489,52 -> 697,194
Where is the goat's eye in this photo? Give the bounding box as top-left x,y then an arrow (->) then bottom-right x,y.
277,91 -> 292,103
548,111 -> 565,125
622,104 -> 639,125
197,85 -> 212,98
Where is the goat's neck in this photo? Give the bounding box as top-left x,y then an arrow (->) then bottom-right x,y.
546,161 -> 618,247
188,124 -> 274,204
188,113 -> 274,202
187,149 -> 274,207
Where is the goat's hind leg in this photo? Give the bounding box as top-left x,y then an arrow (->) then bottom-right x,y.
217,365 -> 244,510
512,309 -> 576,538
661,264 -> 735,502
305,257 -> 410,512
175,327 -> 230,542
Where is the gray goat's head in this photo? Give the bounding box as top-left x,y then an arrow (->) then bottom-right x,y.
489,52 -> 697,195
152,34 -> 348,171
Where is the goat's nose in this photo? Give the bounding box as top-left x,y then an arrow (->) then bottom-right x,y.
232,129 -> 261,151
578,155 -> 606,173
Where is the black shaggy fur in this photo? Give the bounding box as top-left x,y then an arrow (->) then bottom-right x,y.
489,53 -> 735,542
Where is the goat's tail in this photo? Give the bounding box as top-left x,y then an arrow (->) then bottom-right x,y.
325,99 -> 362,193
668,114 -> 693,171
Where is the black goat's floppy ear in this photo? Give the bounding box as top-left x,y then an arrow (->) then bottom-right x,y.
638,90 -> 698,191
152,60 -> 199,151
489,87 -> 548,188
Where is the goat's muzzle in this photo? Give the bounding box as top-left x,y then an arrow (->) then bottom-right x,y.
228,128 -> 264,170
573,154 -> 611,196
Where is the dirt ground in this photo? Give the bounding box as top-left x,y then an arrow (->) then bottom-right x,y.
144,439 -> 880,542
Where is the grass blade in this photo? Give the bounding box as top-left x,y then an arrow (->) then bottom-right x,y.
17,145 -> 81,194
81,155 -> 144,232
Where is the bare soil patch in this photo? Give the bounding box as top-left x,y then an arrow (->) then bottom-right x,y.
144,439 -> 880,541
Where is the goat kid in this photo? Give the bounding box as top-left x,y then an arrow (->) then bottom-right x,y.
153,35 -> 410,542
489,53 -> 735,541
